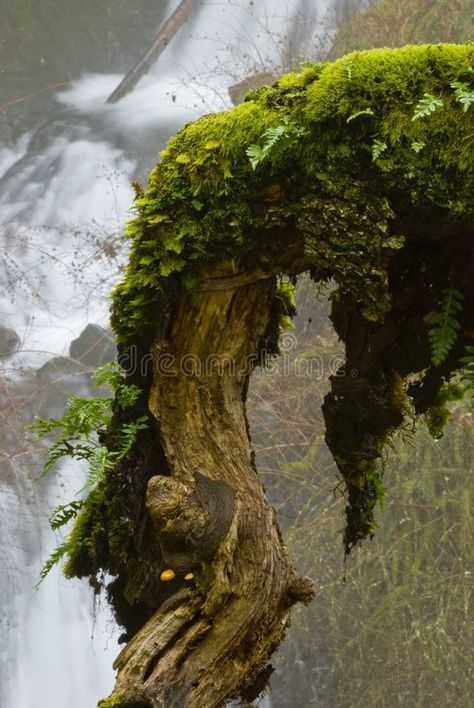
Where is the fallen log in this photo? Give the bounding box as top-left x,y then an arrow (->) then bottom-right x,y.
107,0 -> 196,104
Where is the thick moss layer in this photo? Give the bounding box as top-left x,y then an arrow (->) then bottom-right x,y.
74,46 -> 473,622
112,43 -> 473,344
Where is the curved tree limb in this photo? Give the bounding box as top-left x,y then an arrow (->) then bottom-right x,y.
61,45 -> 473,707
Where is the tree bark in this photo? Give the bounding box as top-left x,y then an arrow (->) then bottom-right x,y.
105,268 -> 314,706
107,0 -> 196,104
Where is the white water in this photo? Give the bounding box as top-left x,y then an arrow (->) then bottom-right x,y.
0,2 -> 335,705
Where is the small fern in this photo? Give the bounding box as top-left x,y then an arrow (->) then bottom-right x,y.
428,287 -> 464,366
451,81 -> 474,112
371,139 -> 387,160
31,361 -> 148,583
246,116 -> 307,169
411,140 -> 425,153
346,107 -> 375,123
49,500 -> 84,530
36,542 -> 71,586
412,93 -> 444,121
460,345 -> 474,391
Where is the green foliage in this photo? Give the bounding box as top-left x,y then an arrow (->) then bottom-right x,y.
428,287 -> 464,366
37,542 -> 71,586
246,116 -> 308,169
460,345 -> 474,391
451,79 -> 474,111
275,278 -> 296,331
411,139 -> 425,152
371,139 -> 387,160
108,44 -> 474,553
49,500 -> 83,530
31,362 -> 148,582
346,107 -> 375,122
411,92 -> 444,121
424,381 -> 466,439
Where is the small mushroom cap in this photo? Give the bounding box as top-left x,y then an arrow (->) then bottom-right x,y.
160,568 -> 176,582
184,572 -> 194,581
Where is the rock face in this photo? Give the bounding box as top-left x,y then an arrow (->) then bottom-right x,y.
0,325 -> 20,358
69,324 -> 116,368
37,356 -> 89,382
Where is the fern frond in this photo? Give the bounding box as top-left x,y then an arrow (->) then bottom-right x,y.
32,359 -> 150,584
412,93 -> 444,121
460,345 -> 474,391
451,81 -> 474,112
428,287 -> 464,366
36,542 -> 71,586
49,500 -> 84,530
115,382 -> 143,409
116,416 -> 150,460
246,116 -> 307,170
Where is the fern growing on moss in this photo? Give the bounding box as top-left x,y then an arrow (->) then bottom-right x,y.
460,345 -> 474,391
451,80 -> 474,112
31,361 -> 148,583
246,116 -> 307,169
412,93 -> 444,121
428,287 -> 464,366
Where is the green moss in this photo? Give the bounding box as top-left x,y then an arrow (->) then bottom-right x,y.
112,44 -> 473,347
275,279 -> 296,332
98,693 -> 151,708
63,480 -> 134,579
98,693 -> 128,707
425,381 -> 466,439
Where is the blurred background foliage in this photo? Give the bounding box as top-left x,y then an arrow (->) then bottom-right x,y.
248,281 -> 473,706
331,0 -> 473,57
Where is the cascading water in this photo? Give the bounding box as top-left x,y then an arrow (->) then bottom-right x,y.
0,2 -> 338,705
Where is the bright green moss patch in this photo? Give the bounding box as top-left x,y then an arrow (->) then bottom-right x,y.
98,693 -> 151,708
304,44 -> 472,120
112,44 -> 473,346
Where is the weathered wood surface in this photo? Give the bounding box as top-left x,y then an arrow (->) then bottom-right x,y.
106,265 -> 313,707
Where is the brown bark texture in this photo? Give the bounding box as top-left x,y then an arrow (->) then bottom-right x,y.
106,266 -> 314,707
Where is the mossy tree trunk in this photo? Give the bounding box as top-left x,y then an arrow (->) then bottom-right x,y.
106,266 -> 314,707
59,44 -> 473,708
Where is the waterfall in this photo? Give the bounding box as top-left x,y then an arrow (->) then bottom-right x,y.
0,2 -> 337,705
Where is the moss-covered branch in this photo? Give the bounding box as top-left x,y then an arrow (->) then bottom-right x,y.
42,44 -> 474,706
104,44 -> 474,556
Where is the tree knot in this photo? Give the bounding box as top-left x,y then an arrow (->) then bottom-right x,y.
287,574 -> 315,606
146,472 -> 236,576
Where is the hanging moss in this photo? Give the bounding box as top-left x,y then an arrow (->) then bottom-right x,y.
104,44 -> 474,565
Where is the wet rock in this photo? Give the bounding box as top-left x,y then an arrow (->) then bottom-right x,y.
36,356 -> 88,382
69,323 -> 116,368
34,357 -> 94,419
0,325 -> 20,358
